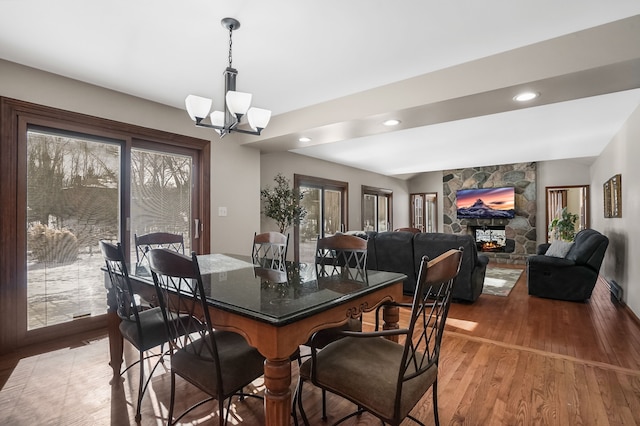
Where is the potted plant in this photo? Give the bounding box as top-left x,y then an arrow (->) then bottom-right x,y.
548,207 -> 579,242
260,173 -> 307,234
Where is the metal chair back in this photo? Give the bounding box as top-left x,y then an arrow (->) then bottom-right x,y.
135,232 -> 184,266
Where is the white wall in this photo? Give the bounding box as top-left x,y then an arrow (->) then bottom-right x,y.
0,59 -> 262,255
260,152 -> 410,233
590,104 -> 640,317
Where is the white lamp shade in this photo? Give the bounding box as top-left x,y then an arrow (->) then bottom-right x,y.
247,107 -> 272,130
185,95 -> 212,121
210,110 -> 225,126
225,91 -> 252,116
209,110 -> 225,135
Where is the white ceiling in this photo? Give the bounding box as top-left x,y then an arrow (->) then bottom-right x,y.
2,1 -> 640,179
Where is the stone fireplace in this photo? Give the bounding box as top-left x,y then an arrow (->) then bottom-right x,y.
442,162 -> 537,265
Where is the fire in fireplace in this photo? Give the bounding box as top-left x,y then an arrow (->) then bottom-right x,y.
472,226 -> 507,252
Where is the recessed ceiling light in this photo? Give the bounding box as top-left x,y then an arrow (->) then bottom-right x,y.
513,91 -> 539,102
383,119 -> 401,126
298,137 -> 311,143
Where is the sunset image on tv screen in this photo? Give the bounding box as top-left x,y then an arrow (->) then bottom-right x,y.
456,187 -> 515,219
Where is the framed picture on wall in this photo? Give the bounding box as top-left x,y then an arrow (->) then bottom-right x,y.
603,174 -> 622,218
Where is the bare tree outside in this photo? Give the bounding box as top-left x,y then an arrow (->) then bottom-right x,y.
129,148 -> 192,264
26,132 -> 195,330
26,130 -> 120,329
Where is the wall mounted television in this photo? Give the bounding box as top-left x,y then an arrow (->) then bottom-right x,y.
456,187 -> 515,219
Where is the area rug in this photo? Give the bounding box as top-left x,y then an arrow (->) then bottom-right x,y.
482,267 -> 523,297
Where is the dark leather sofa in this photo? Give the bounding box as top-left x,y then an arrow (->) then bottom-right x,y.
364,231 -> 489,302
526,229 -> 609,301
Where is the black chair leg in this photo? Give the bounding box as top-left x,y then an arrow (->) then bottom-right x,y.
433,380 -> 440,426
321,389 -> 327,420
291,381 -> 300,426
296,379 -> 311,426
168,372 -> 176,426
220,396 -> 229,426
135,351 -> 144,422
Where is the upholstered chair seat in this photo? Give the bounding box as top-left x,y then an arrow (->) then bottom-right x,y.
118,307 -> 168,351
171,331 -> 265,398
299,336 -> 437,421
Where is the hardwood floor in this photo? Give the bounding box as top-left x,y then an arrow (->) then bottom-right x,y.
1,268 -> 640,425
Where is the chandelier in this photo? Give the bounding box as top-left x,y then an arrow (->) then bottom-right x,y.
185,18 -> 271,138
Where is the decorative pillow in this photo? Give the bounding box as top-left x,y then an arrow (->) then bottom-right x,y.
344,230 -> 368,239
545,240 -> 574,258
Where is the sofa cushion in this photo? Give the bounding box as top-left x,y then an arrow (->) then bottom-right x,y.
545,240 -> 573,258
565,229 -> 610,271
413,232 -> 488,302
367,231 -> 416,294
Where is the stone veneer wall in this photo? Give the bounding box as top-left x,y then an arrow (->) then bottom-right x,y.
443,162 -> 537,265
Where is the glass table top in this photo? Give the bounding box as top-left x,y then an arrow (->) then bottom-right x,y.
132,253 -> 406,326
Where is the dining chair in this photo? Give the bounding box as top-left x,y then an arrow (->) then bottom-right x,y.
252,231 -> 288,269
100,240 -> 174,423
296,248 -> 464,426
315,233 -> 368,279
148,248 -> 265,426
305,233 -> 369,419
134,232 -> 184,267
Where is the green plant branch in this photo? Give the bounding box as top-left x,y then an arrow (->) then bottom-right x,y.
260,174 -> 307,234
548,207 -> 579,241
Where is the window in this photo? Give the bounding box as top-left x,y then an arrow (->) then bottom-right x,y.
26,128 -> 121,330
1,97 -> 210,350
362,185 -> 392,232
410,192 -> 437,232
130,147 -> 194,262
294,175 -> 348,263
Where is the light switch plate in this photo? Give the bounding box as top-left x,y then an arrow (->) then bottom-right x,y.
218,206 -> 227,217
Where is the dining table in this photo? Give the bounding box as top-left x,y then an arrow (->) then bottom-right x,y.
105,253 -> 406,426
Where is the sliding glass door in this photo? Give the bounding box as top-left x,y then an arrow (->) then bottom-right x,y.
26,128 -> 121,330
130,147 -> 194,263
294,175 -> 348,263
1,97 -> 210,350
410,192 -> 437,232
24,130 -> 200,331
362,185 -> 392,232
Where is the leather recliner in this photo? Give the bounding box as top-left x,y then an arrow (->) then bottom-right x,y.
526,229 -> 609,301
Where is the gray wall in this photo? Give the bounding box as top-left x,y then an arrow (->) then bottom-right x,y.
590,104 -> 640,316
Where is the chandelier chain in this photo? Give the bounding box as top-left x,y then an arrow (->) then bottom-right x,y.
228,25 -> 233,68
